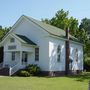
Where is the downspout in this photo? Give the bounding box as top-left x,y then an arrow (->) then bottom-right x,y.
65,27 -> 70,75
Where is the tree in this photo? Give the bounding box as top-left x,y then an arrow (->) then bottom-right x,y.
79,18 -> 90,35
0,26 -> 10,41
0,26 -> 10,63
42,9 -> 69,29
79,18 -> 90,57
42,9 -> 79,37
69,17 -> 78,37
77,28 -> 88,53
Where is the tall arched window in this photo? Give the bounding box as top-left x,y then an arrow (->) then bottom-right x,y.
57,45 -> 61,62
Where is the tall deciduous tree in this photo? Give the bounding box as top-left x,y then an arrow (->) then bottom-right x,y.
79,18 -> 90,58
42,9 -> 79,37
0,26 -> 10,41
79,18 -> 90,35
69,17 -> 78,37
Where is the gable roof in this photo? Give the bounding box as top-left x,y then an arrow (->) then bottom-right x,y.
24,15 -> 78,41
1,15 -> 81,45
15,34 -> 37,45
25,15 -> 65,37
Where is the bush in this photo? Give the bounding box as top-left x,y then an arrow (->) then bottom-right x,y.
17,70 -> 30,77
26,64 -> 41,75
84,58 -> 90,71
17,64 -> 41,76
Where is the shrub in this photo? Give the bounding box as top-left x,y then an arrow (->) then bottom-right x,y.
17,70 -> 30,77
84,58 -> 90,71
26,64 -> 41,75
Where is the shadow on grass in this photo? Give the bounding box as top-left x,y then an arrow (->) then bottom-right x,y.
13,72 -> 90,82
28,72 -> 90,81
67,72 -> 90,82
34,72 -> 90,82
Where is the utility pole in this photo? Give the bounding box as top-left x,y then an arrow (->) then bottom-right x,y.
65,27 -> 70,75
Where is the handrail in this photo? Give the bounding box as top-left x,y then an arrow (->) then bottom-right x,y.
9,63 -> 20,76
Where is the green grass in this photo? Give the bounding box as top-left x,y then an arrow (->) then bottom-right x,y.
0,72 -> 90,90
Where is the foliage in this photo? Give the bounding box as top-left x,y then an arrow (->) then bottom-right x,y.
76,28 -> 88,55
86,40 -> 90,56
17,70 -> 30,77
17,64 -> 41,77
0,26 -> 10,41
69,17 -> 79,36
42,9 -> 79,37
26,64 -> 41,75
79,18 -> 90,35
84,57 -> 90,71
79,18 -> 90,59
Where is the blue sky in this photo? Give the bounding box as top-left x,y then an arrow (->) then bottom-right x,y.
0,0 -> 90,27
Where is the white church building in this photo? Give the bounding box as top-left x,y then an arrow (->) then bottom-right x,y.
0,15 -> 83,76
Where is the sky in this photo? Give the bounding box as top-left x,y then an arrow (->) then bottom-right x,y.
0,0 -> 90,27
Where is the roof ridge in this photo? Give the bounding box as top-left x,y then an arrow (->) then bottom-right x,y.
24,15 -> 75,38
24,15 -> 65,32
23,15 -> 81,43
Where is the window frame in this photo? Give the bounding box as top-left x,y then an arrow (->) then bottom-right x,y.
10,38 -> 15,43
8,45 -> 16,50
35,48 -> 39,61
12,52 -> 15,61
75,48 -> 78,62
57,45 -> 61,62
22,52 -> 28,64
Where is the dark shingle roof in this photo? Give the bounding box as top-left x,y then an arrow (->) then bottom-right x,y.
16,34 -> 36,45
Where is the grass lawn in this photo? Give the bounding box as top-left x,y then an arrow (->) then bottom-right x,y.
0,72 -> 90,90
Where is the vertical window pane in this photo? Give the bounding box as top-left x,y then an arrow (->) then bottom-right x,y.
22,52 -> 28,64
35,48 -> 39,61
10,38 -> 15,43
12,52 -> 15,61
75,49 -> 78,62
57,54 -> 60,62
25,53 -> 27,62
57,45 -> 61,62
57,45 -> 60,53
